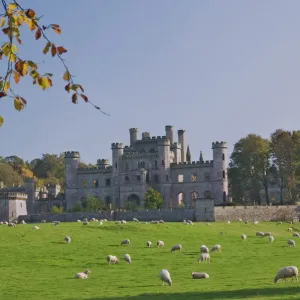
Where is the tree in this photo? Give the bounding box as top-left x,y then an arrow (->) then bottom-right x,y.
0,162 -> 23,186
51,205 -> 63,214
0,1 -> 108,127
144,188 -> 164,209
229,134 -> 271,205
85,194 -> 105,212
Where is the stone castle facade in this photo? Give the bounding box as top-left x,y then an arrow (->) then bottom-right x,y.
65,126 -> 228,210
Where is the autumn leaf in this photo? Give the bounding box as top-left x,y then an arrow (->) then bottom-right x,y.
72,93 -> 78,104
51,24 -> 61,34
7,3 -> 16,14
43,42 -> 51,54
0,116 -> 3,127
15,60 -> 24,75
20,97 -> 27,105
57,46 -> 67,55
0,92 -> 6,98
80,94 -> 88,102
26,19 -> 37,31
21,62 -> 29,76
64,83 -> 70,92
2,27 -> 9,35
63,71 -> 70,81
47,77 -> 53,87
51,44 -> 57,57
35,28 -> 41,40
30,70 -> 39,79
14,97 -> 24,111
13,71 -> 20,83
25,9 -> 36,18
78,85 -> 84,92
37,77 -> 50,90
27,60 -> 37,70
3,82 -> 9,93
0,18 -> 5,27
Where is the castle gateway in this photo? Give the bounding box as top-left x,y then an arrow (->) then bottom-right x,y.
64,126 -> 228,210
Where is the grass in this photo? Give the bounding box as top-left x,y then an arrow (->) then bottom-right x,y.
1,221 -> 300,300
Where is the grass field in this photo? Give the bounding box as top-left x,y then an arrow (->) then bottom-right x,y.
1,221 -> 300,300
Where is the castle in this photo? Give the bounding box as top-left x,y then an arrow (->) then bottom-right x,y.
65,126 -> 228,210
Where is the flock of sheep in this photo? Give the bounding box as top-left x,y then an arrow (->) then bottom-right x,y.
1,217 -> 299,285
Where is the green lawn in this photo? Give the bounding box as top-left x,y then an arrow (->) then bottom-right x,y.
1,221 -> 300,300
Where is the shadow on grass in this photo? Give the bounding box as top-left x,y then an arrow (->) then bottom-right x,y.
67,286 -> 300,300
51,241 -> 66,244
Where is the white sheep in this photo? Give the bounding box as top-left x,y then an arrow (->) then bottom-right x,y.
123,254 -> 131,263
65,236 -> 71,244
287,239 -> 296,247
288,228 -> 293,232
198,253 -> 210,263
256,232 -> 264,237
211,244 -> 221,252
157,240 -> 164,247
269,236 -> 274,243
241,234 -> 247,240
264,232 -> 272,237
187,220 -> 193,225
77,220 -> 81,222
53,221 -> 60,226
141,222 -> 148,224
146,241 -> 152,248
151,220 -> 159,224
184,222 -> 190,225
133,218 -> 139,222
121,220 -> 127,224
0,222 -> 3,225
89,218 -> 96,222
20,220 -> 26,224
192,272 -> 209,279
274,266 -> 298,283
103,219 -> 108,222
159,220 -> 165,224
170,244 -> 182,252
227,221 -> 231,224
253,221 -> 259,225
121,239 -> 130,245
33,226 -> 40,230
293,232 -> 300,238
41,220 -> 46,223
206,223 -> 211,226
200,245 -> 209,253
83,221 -> 89,226
99,221 -> 103,225
238,218 -> 243,222
74,270 -> 91,279
159,269 -> 172,286
106,255 -> 118,264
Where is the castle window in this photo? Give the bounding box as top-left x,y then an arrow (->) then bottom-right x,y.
191,174 -> 197,182
136,175 -> 141,181
204,173 -> 210,181
166,174 -> 169,181
222,153 -> 225,161
178,174 -> 184,183
146,173 -> 149,183
20,202 -> 22,208
223,191 -> 227,202
154,174 -> 159,183
125,175 -> 129,182
155,160 -> 158,168
93,179 -> 99,188
81,180 -> 86,188
106,178 -> 111,187
162,160 -> 165,167
223,170 -> 226,179
125,163 -> 129,171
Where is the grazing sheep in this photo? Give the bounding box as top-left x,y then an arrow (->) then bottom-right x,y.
200,245 -> 209,253
238,218 -> 243,222
274,266 -> 298,283
269,236 -> 274,243
123,254 -> 131,263
41,220 -> 46,223
77,220 -> 81,222
115,221 -> 121,224
83,221 -> 89,226
276,222 -> 282,225
241,234 -> 247,240
121,220 -> 127,224
264,232 -> 272,237
133,218 -> 139,222
151,220 -> 159,224
53,221 -> 60,226
0,222 -> 3,225
141,222 -> 148,224
146,241 -> 152,248
288,228 -> 293,232
206,223 -> 211,226
293,232 -> 300,238
65,236 -> 71,244
256,232 -> 264,237
33,226 -> 40,230
157,240 -> 164,247
159,220 -> 165,224
187,220 -> 193,225
90,218 -> 96,222
211,244 -> 221,252
170,244 -> 182,252
103,219 -> 108,222
184,222 -> 190,225
287,239 -> 296,247
3,221 -> 8,225
106,255 -> 118,264
159,269 -> 172,286
99,221 -> 103,225
253,221 -> 259,225
192,272 -> 209,279
227,221 -> 231,224
121,239 -> 130,245
74,270 -> 91,279
198,253 -> 210,263
20,220 -> 26,224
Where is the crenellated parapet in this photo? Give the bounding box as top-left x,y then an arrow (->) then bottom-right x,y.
170,160 -> 213,169
77,166 -> 113,174
212,141 -> 227,149
97,159 -> 110,168
64,151 -> 80,159
111,142 -> 124,149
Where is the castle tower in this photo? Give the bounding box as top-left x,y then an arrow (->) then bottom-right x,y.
64,151 -> 80,210
178,129 -> 186,163
97,159 -> 110,168
129,128 -> 138,146
111,143 -> 124,173
165,125 -> 174,145
186,145 -> 191,162
211,142 -> 228,205
23,177 -> 35,214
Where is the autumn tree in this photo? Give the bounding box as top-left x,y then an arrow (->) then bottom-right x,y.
4,155 -> 33,178
229,134 -> 271,205
0,1 -> 108,127
144,188 -> 164,209
0,162 -> 23,186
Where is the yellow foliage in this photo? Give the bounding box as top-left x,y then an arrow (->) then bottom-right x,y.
21,167 -> 34,178
0,116 -> 3,127
14,97 -> 24,111
0,18 -> 5,27
37,77 -> 50,90
3,82 -> 10,93
63,71 -> 70,81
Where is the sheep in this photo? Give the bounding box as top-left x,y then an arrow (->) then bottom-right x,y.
20,220 -> 26,224
264,232 -> 272,237
103,219 -> 108,222
170,244 -> 182,252
83,218 -> 88,222
238,218 -> 243,222
293,232 -> 300,238
151,220 -> 159,224
106,255 -> 118,264
121,220 -> 127,224
200,245 -> 209,253
269,236 -> 274,243
227,221 -> 231,224
141,222 -> 148,224
206,223 -> 211,226
274,266 -> 298,283
3,221 -> 8,225
159,269 -> 172,286
123,254 -> 131,263
159,220 -> 165,224
83,221 -> 89,226
211,244 -> 221,252
115,221 -> 121,224
256,232 -> 264,237
74,270 -> 91,279
89,218 -> 96,222
8,223 -> 16,227
99,221 -> 103,225
121,239 -> 130,245
192,272 -> 209,279
65,236 -> 71,244
288,228 -> 293,232
184,222 -> 190,225
187,220 -> 193,225
157,240 -> 164,247
77,220 -> 81,222
253,221 -> 259,225
133,218 -> 139,222
33,226 -> 40,230
146,241 -> 152,248
198,253 -> 210,263
41,220 -> 46,223
53,221 -> 60,226
287,239 -> 296,247
0,222 -> 3,225
241,234 -> 247,240
276,222 -> 282,225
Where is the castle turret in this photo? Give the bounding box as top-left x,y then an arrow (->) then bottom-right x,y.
142,132 -> 151,139
97,159 -> 110,168
64,151 -> 80,210
178,129 -> 186,163
165,125 -> 174,145
186,145 -> 191,163
211,142 -> 228,205
129,128 -> 138,146
111,143 -> 124,173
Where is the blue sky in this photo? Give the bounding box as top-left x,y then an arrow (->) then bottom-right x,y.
1,0 -> 300,164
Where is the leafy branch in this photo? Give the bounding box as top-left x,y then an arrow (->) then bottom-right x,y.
0,1 -> 109,127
